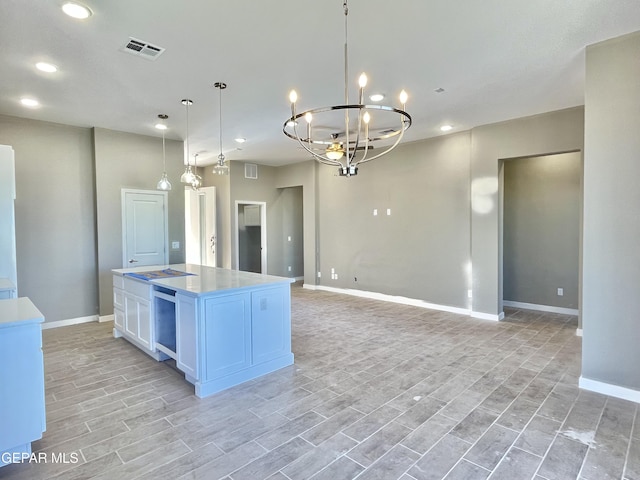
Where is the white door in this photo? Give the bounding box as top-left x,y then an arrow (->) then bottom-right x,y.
122,189 -> 168,267
185,186 -> 217,266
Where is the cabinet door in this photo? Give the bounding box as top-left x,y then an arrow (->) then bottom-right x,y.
0,323 -> 45,451
176,294 -> 197,379
251,286 -> 289,364
124,295 -> 139,338
137,298 -> 152,349
202,293 -> 251,380
113,289 -> 125,330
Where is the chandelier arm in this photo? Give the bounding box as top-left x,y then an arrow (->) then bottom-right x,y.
291,121 -> 343,167
356,119 -> 408,165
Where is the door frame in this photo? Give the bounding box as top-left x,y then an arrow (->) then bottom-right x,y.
234,200 -> 267,273
121,188 -> 169,268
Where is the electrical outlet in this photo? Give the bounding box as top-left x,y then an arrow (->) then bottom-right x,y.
557,287 -> 564,296
287,236 -> 291,242
171,241 -> 180,249
288,266 -> 292,272
387,208 -> 391,215
317,271 -> 321,278
373,209 -> 378,216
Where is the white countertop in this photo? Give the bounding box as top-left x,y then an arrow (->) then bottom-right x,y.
0,297 -> 44,326
113,264 -> 293,296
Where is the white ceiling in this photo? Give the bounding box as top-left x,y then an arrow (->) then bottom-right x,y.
1,0 -> 640,167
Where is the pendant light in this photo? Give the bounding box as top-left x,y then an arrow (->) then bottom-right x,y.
156,114 -> 172,191
212,82 -> 229,176
191,153 -> 202,190
180,99 -> 196,184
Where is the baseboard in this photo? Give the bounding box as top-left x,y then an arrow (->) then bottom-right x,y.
579,376 -> 640,404
308,284 -> 470,316
503,300 -> 578,316
576,328 -> 583,337
293,276 -> 304,282
99,314 -> 114,323
41,315 -> 98,330
471,311 -> 502,322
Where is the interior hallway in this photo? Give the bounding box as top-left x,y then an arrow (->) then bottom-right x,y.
1,285 -> 637,480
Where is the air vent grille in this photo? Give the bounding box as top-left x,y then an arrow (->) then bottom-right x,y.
121,37 -> 165,61
244,163 -> 258,180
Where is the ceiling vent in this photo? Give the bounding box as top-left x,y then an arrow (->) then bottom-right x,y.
121,37 -> 165,61
244,163 -> 258,180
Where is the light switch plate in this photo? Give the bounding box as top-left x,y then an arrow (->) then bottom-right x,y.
171,241 -> 180,249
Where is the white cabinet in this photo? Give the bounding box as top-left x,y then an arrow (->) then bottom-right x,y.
113,275 -> 155,356
0,146 -> 18,295
0,298 -> 45,467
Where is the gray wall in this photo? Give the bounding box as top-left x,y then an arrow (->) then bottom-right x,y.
93,128 -> 185,316
229,162 -> 281,274
582,32 -> 640,390
471,107 -> 585,317
280,186 -> 304,279
503,152 -> 581,309
275,160 -> 317,286
0,114 -> 98,323
316,132 -> 472,309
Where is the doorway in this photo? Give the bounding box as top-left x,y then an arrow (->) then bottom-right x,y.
501,152 -> 581,314
121,189 -> 168,268
235,201 -> 266,273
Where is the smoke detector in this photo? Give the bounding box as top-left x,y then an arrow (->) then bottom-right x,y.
121,37 -> 165,61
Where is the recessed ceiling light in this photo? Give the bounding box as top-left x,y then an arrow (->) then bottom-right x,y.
440,125 -> 453,132
62,2 -> 92,19
235,137 -> 246,143
35,62 -> 58,73
369,93 -> 385,102
20,98 -> 39,108
434,88 -> 445,93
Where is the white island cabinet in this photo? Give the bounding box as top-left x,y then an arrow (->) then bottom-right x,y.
0,297 -> 46,467
112,264 -> 294,398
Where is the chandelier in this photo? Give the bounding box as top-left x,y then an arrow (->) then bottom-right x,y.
283,0 -> 411,177
212,82 -> 230,176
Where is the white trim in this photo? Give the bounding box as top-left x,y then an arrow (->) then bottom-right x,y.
234,200 -> 267,273
99,314 -> 114,323
579,376 -> 640,404
41,315 -> 98,330
503,300 -> 578,316
303,283 -> 317,290
293,276 -> 304,282
471,311 -> 502,322
311,285 -> 470,316
576,328 -> 583,337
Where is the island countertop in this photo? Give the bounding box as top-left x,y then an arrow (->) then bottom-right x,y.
112,263 -> 294,297
0,297 -> 44,327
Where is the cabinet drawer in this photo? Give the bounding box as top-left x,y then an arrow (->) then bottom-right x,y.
113,289 -> 124,309
113,275 -> 124,290
124,277 -> 152,299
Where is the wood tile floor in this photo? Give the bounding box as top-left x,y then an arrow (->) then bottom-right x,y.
2,285 -> 639,479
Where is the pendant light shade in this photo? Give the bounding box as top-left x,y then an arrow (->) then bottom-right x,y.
156,114 -> 172,191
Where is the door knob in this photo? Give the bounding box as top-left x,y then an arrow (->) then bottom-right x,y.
129,259 -> 139,264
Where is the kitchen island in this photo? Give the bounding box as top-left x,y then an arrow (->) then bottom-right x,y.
112,264 -> 294,398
